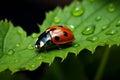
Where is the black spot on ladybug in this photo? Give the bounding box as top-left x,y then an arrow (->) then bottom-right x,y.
58,25 -> 63,27
54,36 -> 60,41
63,31 -> 68,36
50,28 -> 56,31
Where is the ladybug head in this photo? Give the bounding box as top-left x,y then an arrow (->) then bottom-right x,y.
35,31 -> 51,50
35,40 -> 45,50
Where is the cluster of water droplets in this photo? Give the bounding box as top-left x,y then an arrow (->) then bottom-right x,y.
4,1 -> 120,71
52,4 -> 85,31
80,24 -> 98,42
30,55 -> 43,68
6,28 -> 23,56
6,29 -> 37,56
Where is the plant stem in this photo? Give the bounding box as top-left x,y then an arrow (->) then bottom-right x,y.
94,46 -> 110,80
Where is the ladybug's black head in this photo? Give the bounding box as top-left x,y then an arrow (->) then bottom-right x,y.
35,31 -> 51,50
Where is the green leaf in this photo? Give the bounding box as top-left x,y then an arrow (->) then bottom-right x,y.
0,0 -> 120,73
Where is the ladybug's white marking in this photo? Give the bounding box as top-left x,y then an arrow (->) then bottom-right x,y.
35,45 -> 38,49
40,41 -> 45,48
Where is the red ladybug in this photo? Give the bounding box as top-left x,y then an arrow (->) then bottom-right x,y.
35,25 -> 75,50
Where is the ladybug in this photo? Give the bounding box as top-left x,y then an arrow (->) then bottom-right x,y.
35,25 -> 75,50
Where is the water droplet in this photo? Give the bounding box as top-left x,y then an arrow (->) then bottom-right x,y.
107,3 -> 115,12
54,17 -> 60,23
27,44 -> 34,50
86,36 -> 98,42
18,28 -> 24,34
16,43 -> 20,47
71,6 -> 84,16
73,43 -> 79,47
31,64 -> 35,68
105,29 -> 118,35
116,20 -> 120,27
95,16 -> 102,21
102,24 -> 109,30
32,33 -> 38,38
7,49 -> 15,55
36,56 -> 42,60
68,24 -> 75,31
82,25 -> 95,35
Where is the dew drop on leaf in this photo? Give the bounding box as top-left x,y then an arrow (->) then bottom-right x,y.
31,64 -> 35,68
7,49 -> 15,55
54,17 -> 60,23
105,29 -> 118,35
16,43 -> 20,47
71,6 -> 84,16
35,55 -> 42,60
32,33 -> 38,38
107,3 -> 115,12
82,24 -> 95,35
36,56 -> 42,60
68,24 -> 75,31
73,43 -> 80,47
86,36 -> 98,42
116,20 -> 120,27
102,24 -> 109,30
27,44 -> 34,50
18,28 -> 24,34
95,16 -> 102,21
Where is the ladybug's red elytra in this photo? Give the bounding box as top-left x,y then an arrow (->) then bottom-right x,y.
35,25 -> 75,50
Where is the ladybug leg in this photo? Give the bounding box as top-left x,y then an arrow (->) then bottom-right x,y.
42,44 -> 48,53
43,44 -> 48,53
43,41 -> 51,53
